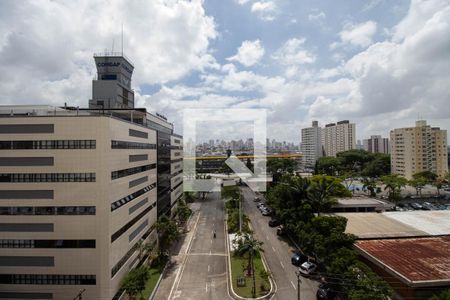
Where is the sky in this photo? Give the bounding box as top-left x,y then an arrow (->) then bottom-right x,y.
0,0 -> 449,143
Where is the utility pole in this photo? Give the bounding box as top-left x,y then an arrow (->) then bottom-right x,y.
295,271 -> 301,300
73,289 -> 86,300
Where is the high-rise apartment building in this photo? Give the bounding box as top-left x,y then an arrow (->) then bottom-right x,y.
363,135 -> 390,154
390,120 -> 448,179
0,53 -> 183,300
321,120 -> 356,157
301,121 -> 322,168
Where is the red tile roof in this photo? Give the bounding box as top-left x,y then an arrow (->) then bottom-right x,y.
356,236 -> 450,283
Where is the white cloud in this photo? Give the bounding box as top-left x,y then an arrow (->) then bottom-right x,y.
251,1 -> 277,21
332,21 -> 377,49
227,40 -> 265,67
308,11 -> 326,22
0,0 -> 217,106
235,0 -> 251,5
272,38 -> 316,65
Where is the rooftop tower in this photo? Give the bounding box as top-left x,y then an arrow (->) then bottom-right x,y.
90,52 -> 135,109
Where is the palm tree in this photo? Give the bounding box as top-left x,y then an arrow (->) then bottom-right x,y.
156,215 -> 180,254
307,176 -> 338,216
362,177 -> 377,197
381,175 -> 408,202
136,239 -> 153,263
234,233 -> 264,298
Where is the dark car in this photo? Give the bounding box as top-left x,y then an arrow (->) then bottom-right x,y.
268,219 -> 281,227
276,225 -> 286,235
316,283 -> 338,300
262,208 -> 272,216
291,253 -> 308,266
410,202 -> 423,210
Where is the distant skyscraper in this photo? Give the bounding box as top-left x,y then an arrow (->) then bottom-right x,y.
321,120 -> 356,157
301,121 -> 322,168
363,135 -> 389,154
391,120 -> 448,179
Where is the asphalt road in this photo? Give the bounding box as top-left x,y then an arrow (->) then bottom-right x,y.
241,186 -> 319,300
158,192 -> 232,300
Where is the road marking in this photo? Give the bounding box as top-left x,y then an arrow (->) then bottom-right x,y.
266,235 -> 269,240
208,265 -> 210,272
291,280 -> 296,290
168,212 -> 201,300
272,246 -> 276,252
206,282 -> 208,292
209,250 -> 212,255
280,261 -> 285,269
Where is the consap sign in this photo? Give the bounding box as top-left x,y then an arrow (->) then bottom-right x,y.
96,62 -> 133,74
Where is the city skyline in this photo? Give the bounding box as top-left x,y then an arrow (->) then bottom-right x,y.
0,1 -> 449,142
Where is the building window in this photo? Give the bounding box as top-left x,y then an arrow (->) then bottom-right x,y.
0,206 -> 95,216
0,140 -> 96,150
111,140 -> 156,149
0,274 -> 96,285
0,173 -> 95,183
111,164 -> 156,180
111,204 -> 155,243
0,239 -> 95,248
111,183 -> 156,212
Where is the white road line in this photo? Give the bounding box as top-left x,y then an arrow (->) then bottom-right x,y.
266,235 -> 269,240
291,280 -> 296,290
206,282 -> 208,292
168,212 -> 201,300
208,265 -> 210,272
272,246 -> 276,252
280,261 -> 285,269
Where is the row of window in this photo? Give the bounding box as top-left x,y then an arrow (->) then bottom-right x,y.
0,274 -> 96,285
111,227 -> 154,278
0,140 -> 96,150
111,204 -> 155,243
111,140 -> 156,149
0,173 -> 96,183
0,239 -> 95,249
111,183 -> 156,212
111,164 -> 155,180
0,206 -> 95,216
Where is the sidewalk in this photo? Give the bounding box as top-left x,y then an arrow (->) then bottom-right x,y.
151,203 -> 201,300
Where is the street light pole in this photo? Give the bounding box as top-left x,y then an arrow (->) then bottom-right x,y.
295,270 -> 301,300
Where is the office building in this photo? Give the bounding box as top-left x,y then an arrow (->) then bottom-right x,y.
390,120 -> 447,179
0,53 -> 183,300
321,120 -> 356,157
363,135 -> 389,154
301,121 -> 322,168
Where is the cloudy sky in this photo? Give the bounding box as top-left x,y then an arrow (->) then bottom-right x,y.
0,0 -> 449,143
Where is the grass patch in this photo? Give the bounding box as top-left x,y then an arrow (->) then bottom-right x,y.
139,262 -> 165,299
230,251 -> 270,298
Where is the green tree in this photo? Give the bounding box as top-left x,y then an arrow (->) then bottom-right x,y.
409,177 -> 427,196
315,156 -> 342,176
267,158 -> 297,183
381,175 -> 408,201
234,233 -> 264,298
361,153 -> 391,177
156,215 -> 180,253
120,266 -> 149,299
136,239 -> 153,263
430,289 -> 450,300
337,149 -> 371,174
346,262 -> 392,300
307,175 -> 340,216
413,171 -> 438,182
362,177 -> 378,197
175,200 -> 192,225
184,191 -> 196,203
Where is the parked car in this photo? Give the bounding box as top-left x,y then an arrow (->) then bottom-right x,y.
262,208 -> 272,216
316,283 -> 338,300
410,202 -> 423,210
276,225 -> 286,235
299,261 -> 317,276
291,253 -> 308,266
268,219 -> 281,227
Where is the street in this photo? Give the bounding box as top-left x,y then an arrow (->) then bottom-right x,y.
241,186 -> 319,300
153,192 -> 232,300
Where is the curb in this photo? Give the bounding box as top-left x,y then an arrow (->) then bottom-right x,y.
148,262 -> 168,300
225,215 -> 274,300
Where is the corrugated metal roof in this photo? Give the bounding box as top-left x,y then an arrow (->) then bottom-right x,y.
356,236 -> 450,283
